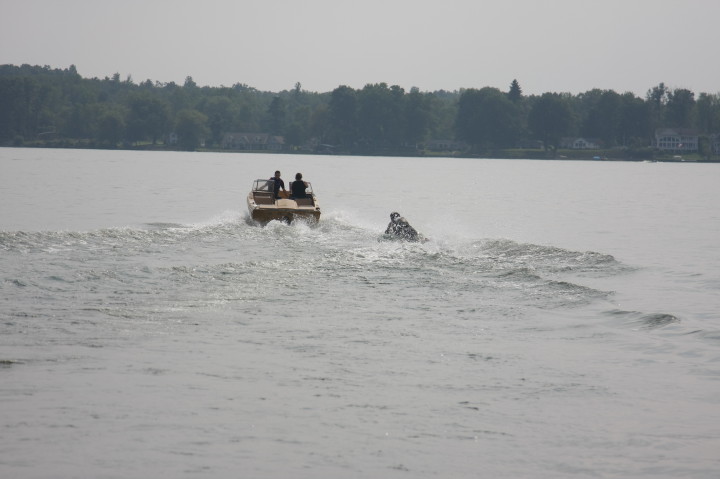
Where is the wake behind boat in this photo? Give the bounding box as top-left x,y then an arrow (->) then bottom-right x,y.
246,178 -> 321,224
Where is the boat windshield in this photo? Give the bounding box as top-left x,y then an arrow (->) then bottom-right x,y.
251,179 -> 313,194
252,179 -> 274,192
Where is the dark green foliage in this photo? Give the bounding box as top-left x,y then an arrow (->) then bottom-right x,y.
456,87 -> 520,150
404,87 -> 433,145
96,107 -> 126,147
327,86 -> 359,147
508,79 -> 522,103
126,92 -> 170,144
665,88 -> 695,128
619,93 -> 651,147
578,89 -> 622,146
197,95 -> 233,147
1,64 -> 720,155
696,93 -> 720,134
175,109 -> 209,150
528,93 -> 574,150
266,96 -> 287,135
357,83 -> 405,150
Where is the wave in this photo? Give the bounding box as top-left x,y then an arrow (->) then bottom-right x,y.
603,309 -> 683,330
1,213 -> 626,274
1,212 -> 629,314
0,215 -> 243,253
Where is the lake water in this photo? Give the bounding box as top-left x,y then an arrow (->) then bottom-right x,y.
1,148 -> 719,478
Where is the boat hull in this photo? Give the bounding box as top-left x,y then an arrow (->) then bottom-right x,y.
247,193 -> 321,224
249,207 -> 321,224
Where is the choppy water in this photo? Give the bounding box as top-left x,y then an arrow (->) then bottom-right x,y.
1,148 -> 719,478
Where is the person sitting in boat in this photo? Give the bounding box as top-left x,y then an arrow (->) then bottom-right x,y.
385,212 -> 421,242
290,172 -> 308,199
269,170 -> 286,199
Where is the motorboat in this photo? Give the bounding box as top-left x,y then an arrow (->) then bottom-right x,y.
246,178 -> 321,223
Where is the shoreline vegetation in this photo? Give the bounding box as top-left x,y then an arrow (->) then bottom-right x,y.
5,141 -> 711,163
2,64 -> 719,162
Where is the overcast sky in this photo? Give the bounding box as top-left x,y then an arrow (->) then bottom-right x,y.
2,0 -> 718,96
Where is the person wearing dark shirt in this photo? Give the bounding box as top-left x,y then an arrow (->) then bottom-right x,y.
270,170 -> 286,199
291,172 -> 308,199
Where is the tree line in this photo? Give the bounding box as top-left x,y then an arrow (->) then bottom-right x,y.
1,64 -> 719,155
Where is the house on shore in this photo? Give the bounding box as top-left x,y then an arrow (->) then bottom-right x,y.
653,128 -> 699,153
711,134 -> 720,155
559,137 -> 602,149
222,133 -> 284,151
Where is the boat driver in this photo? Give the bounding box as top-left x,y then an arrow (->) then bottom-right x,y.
270,170 -> 286,199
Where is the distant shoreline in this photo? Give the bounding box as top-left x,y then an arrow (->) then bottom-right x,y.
3,143 -> 718,163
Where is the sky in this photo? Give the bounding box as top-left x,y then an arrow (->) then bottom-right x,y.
1,0 -> 719,96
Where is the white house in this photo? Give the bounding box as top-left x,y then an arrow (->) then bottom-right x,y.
653,128 -> 699,152
711,134 -> 720,155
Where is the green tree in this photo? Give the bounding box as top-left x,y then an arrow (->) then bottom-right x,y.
0,78 -> 26,140
0,77 -> 46,141
164,81 -> 192,115
508,79 -> 522,103
581,89 -> 622,146
284,105 -> 312,149
233,84 -> 264,132
404,87 -> 432,145
665,88 -> 695,128
357,83 -> 405,150
308,103 -> 330,145
646,82 -> 669,131
63,103 -> 98,139
266,96 -> 287,135
126,92 -> 170,144
184,76 -> 197,89
13,61 -> 720,158
619,92 -> 651,146
456,87 -> 520,150
425,90 -> 458,140
175,109 -> 209,150
528,92 -> 574,151
647,83 -> 669,105
327,85 -> 358,147
96,107 -> 126,147
695,93 -> 720,134
199,95 -> 235,146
